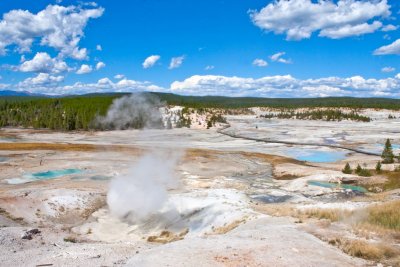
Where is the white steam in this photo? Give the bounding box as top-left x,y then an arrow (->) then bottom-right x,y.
107,150 -> 181,223
96,93 -> 165,130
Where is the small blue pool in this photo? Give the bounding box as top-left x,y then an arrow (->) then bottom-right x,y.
287,149 -> 346,163
0,157 -> 8,162
6,168 -> 83,184
308,180 -> 367,193
29,169 -> 83,180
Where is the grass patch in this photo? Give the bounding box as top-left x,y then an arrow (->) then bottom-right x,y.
382,171 -> 400,191
300,208 -> 352,222
341,239 -> 398,261
365,200 -> 400,231
301,201 -> 400,232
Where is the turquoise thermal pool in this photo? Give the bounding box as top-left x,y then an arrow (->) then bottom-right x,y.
6,169 -> 83,184
287,149 -> 346,163
307,180 -> 367,193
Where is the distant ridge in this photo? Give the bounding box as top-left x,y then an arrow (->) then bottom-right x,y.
0,90 -> 46,97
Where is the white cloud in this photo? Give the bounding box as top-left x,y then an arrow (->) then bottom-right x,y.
96,44 -> 102,51
252,59 -> 268,67
382,67 -> 395,73
382,24 -> 398,32
18,73 -> 64,88
374,39 -> 400,55
169,56 -> 185,69
205,65 -> 215,70
142,55 -> 160,69
10,72 -> 400,98
170,74 -> 400,98
71,47 -> 88,60
270,52 -> 292,64
319,21 -> 382,39
96,61 -> 105,70
114,74 -> 125,79
55,78 -> 162,95
250,0 -> 390,40
76,64 -> 92,74
18,52 -> 68,73
0,4 -> 104,58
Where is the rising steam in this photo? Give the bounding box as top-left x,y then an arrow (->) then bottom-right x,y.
96,93 -> 165,130
107,150 -> 181,223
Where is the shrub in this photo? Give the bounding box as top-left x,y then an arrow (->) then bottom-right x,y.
358,168 -> 372,177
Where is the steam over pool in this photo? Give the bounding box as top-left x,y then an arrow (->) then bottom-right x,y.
107,150 -> 181,223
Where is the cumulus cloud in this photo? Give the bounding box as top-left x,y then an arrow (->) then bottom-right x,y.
374,39 -> 400,55
96,61 -> 105,70
168,56 -> 185,69
71,48 -> 88,60
18,73 -> 64,89
252,59 -> 268,67
76,64 -> 92,74
13,76 -> 162,95
382,67 -> 395,73
0,4 -> 104,58
205,65 -> 215,70
250,0 -> 390,40
10,72 -> 400,98
59,78 -> 162,95
114,74 -> 125,79
96,44 -> 102,51
142,55 -> 160,69
270,52 -> 292,64
319,21 -> 382,39
170,74 -> 400,98
382,24 -> 398,32
18,52 -> 68,74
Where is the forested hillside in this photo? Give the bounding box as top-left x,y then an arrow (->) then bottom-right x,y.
0,93 -> 400,131
0,96 -> 114,130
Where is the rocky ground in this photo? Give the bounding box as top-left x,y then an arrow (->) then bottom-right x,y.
0,110 -> 399,266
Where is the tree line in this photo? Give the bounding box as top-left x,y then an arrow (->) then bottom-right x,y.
261,109 -> 371,122
1,93 -> 399,131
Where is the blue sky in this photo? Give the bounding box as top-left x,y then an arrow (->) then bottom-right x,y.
0,0 -> 400,97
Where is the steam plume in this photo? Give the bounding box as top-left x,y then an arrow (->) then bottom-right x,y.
96,93 -> 165,130
107,150 -> 181,223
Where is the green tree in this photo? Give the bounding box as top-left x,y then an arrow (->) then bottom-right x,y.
342,163 -> 352,174
375,161 -> 382,173
355,164 -> 362,174
381,139 -> 395,164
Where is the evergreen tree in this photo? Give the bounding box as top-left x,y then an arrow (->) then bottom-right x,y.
375,161 -> 382,173
355,164 -> 362,174
342,163 -> 352,174
381,139 -> 395,164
